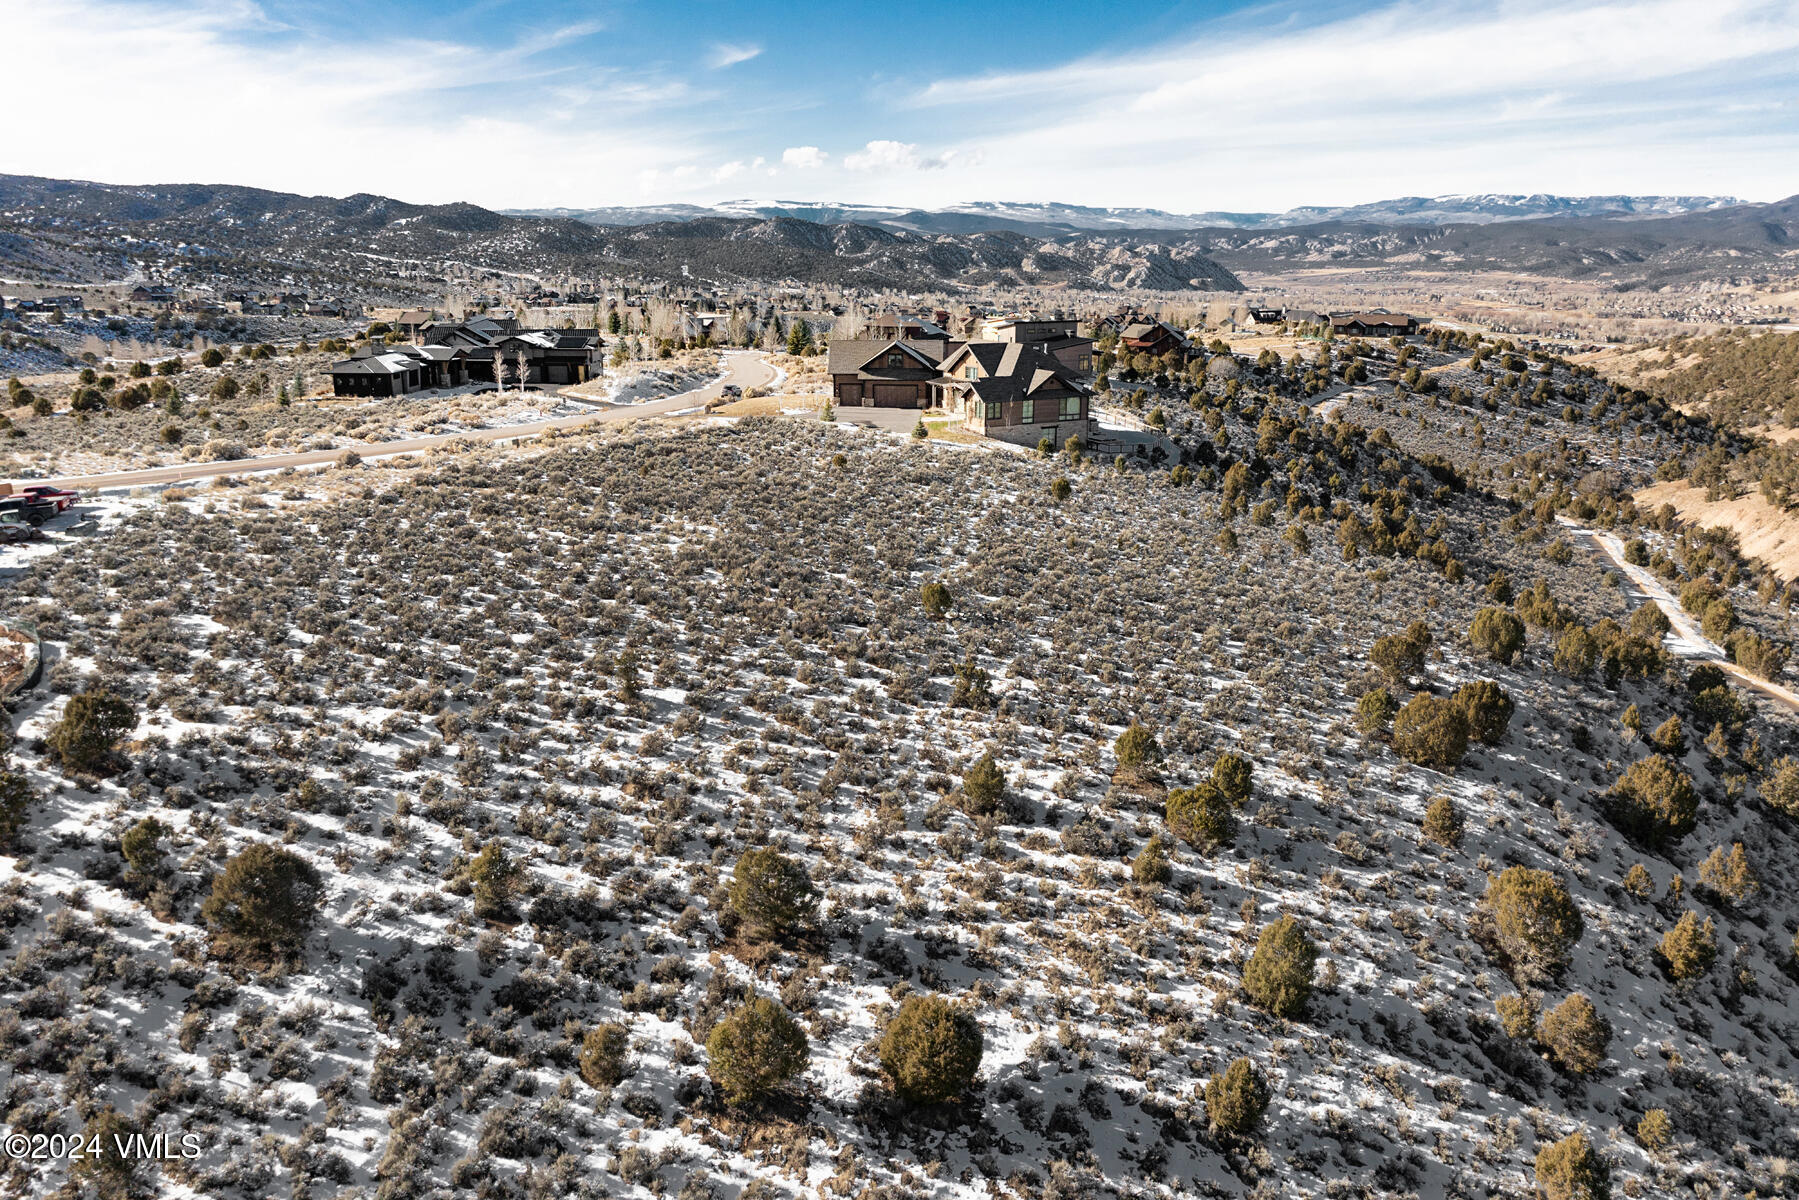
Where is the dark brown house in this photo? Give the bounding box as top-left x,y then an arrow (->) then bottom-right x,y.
1118,320 -> 1186,358
828,338 -> 950,408
1330,312 -> 1424,338
934,342 -> 1091,447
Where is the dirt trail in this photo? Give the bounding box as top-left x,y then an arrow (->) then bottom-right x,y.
1558,516 -> 1799,713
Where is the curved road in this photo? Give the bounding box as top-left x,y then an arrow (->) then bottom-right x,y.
26,351 -> 777,492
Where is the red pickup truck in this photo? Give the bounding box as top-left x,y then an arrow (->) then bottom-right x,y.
16,485 -> 78,513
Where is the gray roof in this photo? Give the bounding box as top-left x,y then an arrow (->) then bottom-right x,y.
827,338 -> 947,375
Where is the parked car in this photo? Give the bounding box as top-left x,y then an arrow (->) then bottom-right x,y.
0,496 -> 55,526
720,384 -> 742,399
0,517 -> 42,543
16,485 -> 77,513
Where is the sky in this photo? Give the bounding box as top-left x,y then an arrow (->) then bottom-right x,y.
3,0 -> 1797,214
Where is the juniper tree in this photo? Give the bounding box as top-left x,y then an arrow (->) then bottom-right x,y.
879,994 -> 983,1105
729,848 -> 817,942
706,997 -> 809,1107
1241,915 -> 1317,1018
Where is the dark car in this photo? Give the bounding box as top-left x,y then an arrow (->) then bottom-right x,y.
0,517 -> 41,543
0,496 -> 55,526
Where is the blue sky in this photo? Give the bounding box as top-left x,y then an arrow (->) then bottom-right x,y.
5,0 -> 1798,212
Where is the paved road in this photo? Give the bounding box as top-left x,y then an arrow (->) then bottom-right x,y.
24,352 -> 776,492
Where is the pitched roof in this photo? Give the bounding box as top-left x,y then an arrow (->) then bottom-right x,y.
826,338 -> 946,375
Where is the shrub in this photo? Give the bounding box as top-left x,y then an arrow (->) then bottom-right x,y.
1553,625 -> 1599,677
47,689 -> 138,773
706,997 -> 809,1107
70,1108 -> 144,1199
1356,687 -> 1397,735
0,771 -> 32,848
1050,477 -> 1071,502
1701,598 -> 1738,641
210,376 -> 240,402
1658,912 -> 1717,982
1470,607 -> 1526,665
1696,842 -> 1759,905
1165,783 -> 1236,852
1622,864 -> 1654,900
1131,836 -> 1171,885
199,347 -> 225,367
729,848 -> 817,941
920,581 -> 953,619
202,843 -> 323,963
1609,755 -> 1697,846
1495,993 -> 1537,1039
1114,721 -> 1160,771
469,842 -> 517,920
120,817 -> 168,877
579,1023 -> 631,1088
1204,1057 -> 1270,1135
1241,915 -> 1316,1018
1762,756 -> 1799,816
1534,1130 -> 1610,1200
1370,621 -> 1431,683
1391,693 -> 1469,771
1211,752 -> 1254,805
961,752 -> 1006,817
1421,795 -> 1464,849
1636,1108 -> 1672,1153
1537,993 -> 1610,1075
879,995 -> 983,1104
1452,680 -> 1514,746
1648,715 -> 1686,757
1485,866 -> 1583,977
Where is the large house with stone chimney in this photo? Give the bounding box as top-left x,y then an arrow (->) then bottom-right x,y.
331,315 -> 602,397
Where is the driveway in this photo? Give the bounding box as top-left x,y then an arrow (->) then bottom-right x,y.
21,351 -> 778,492
832,405 -> 925,434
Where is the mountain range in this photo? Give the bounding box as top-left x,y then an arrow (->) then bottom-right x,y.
512,194 -> 1747,237
1,174 -> 1794,295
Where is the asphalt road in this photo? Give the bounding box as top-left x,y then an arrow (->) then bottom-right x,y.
24,352 -> 777,492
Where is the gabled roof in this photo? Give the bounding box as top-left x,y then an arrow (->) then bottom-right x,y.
826,338 -> 946,375
1120,320 -> 1181,341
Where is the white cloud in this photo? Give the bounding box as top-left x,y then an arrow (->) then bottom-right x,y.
706,41 -> 762,69
843,140 -> 923,171
0,0 -> 712,209
712,160 -> 746,182
781,146 -> 829,169
888,0 -> 1799,209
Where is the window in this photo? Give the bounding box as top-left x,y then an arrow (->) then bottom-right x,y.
964,365 -> 978,379
1061,396 -> 1081,420
1078,355 -> 1092,371
984,401 -> 1000,421
1021,399 -> 1034,423
887,353 -> 904,367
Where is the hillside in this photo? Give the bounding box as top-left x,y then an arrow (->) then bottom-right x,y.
2,387 -> 1798,1198
0,175 -> 1243,294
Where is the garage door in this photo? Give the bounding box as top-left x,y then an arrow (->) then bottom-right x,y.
873,383 -> 916,407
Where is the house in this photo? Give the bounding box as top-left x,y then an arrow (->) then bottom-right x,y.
981,314 -> 1094,375
934,342 -> 1092,448
36,295 -> 84,314
393,310 -> 435,340
865,312 -> 948,341
128,285 -> 177,306
330,349 -> 428,397
1282,309 -> 1324,327
1118,320 -> 1186,358
331,320 -> 603,397
828,338 -> 950,408
1329,312 -> 1423,338
1246,307 -> 1284,326
980,314 -> 1077,343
